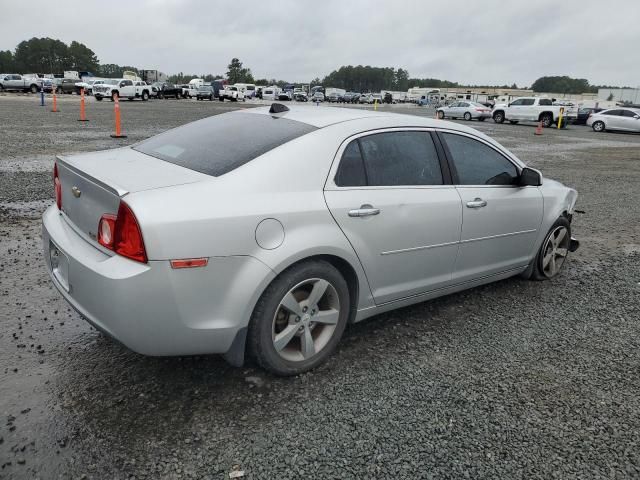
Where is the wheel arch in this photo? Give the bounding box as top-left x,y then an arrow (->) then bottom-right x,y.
538,111 -> 554,121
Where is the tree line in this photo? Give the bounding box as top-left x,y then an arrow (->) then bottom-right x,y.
0,38 -> 630,93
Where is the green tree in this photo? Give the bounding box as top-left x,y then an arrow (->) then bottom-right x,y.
531,76 -> 593,94
67,41 -> 99,71
226,58 -> 254,84
14,37 -> 69,73
0,50 -> 15,71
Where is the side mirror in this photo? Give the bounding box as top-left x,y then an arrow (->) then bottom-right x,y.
519,167 -> 542,186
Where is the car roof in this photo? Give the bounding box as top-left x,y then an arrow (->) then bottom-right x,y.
243,105 -> 486,133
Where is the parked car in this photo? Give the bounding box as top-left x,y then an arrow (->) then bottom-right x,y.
368,93 -> 383,104
277,90 -> 292,101
574,107 -> 603,125
359,94 -> 371,104
154,82 -> 182,99
43,105 -> 579,376
342,92 -> 357,103
294,91 -> 308,102
437,101 -> 493,121
182,84 -> 198,98
0,74 -> 41,93
311,91 -> 325,102
74,79 -> 102,95
93,79 -> 151,101
587,108 -> 640,133
492,97 -> 577,127
41,78 -> 54,93
219,85 -> 245,102
327,92 -> 343,103
53,78 -> 79,94
196,85 -> 214,101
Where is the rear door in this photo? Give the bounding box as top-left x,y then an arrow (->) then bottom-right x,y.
324,130 -> 462,304
438,131 -> 543,283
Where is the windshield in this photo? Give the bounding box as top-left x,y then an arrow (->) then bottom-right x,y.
133,112 -> 317,177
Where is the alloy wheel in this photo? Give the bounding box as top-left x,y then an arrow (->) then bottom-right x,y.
541,226 -> 570,278
272,278 -> 340,362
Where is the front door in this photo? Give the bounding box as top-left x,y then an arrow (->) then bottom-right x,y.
324,130 -> 462,305
438,132 -> 543,283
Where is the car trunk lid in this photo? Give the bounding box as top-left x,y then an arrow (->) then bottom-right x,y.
56,147 -> 208,244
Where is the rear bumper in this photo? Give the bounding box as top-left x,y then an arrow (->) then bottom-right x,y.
42,205 -> 275,357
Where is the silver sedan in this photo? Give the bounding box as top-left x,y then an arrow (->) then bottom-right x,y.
437,101 -> 493,121
587,107 -> 640,133
43,104 -> 579,375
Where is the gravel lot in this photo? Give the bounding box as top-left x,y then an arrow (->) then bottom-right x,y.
1,94 -> 639,479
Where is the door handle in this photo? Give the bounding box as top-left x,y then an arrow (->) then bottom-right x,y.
348,204 -> 380,217
466,198 -> 487,209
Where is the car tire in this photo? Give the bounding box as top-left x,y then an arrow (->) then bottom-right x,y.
248,260 -> 350,376
95,96 -> 103,101
142,91 -> 149,101
464,112 -> 472,121
478,117 -> 486,122
523,217 -> 572,281
541,113 -> 553,128
111,92 -> 118,101
30,84 -> 38,94
592,121 -> 605,132
209,95 -> 213,101
437,110 -> 445,119
493,111 -> 505,123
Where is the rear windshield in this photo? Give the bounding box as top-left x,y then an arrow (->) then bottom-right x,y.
133,112 -> 317,177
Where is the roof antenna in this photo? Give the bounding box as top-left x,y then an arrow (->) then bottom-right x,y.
269,103 -> 289,114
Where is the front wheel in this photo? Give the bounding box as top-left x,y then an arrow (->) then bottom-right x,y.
540,113 -> 553,128
111,92 -> 118,101
30,84 -> 38,94
592,121 -> 605,132
493,111 -> 505,123
524,217 -> 572,281
142,91 -> 149,101
464,112 -> 472,121
248,260 -> 350,376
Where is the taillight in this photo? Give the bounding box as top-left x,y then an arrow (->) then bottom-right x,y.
98,202 -> 147,263
98,214 -> 116,249
53,163 -> 62,210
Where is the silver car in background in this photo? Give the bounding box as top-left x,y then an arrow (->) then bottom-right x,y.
587,107 -> 640,133
437,101 -> 493,121
43,105 -> 579,375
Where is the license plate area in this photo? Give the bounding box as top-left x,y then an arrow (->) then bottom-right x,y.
49,241 -> 70,292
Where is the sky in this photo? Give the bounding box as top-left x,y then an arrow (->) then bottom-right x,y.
1,0 -> 638,87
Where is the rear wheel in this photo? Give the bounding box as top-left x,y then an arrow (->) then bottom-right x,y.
540,113 -> 553,128
248,260 -> 350,376
30,84 -> 38,94
464,112 -> 472,121
592,120 -> 605,132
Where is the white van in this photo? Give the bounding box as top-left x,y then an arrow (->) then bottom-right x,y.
261,86 -> 279,101
235,83 -> 256,98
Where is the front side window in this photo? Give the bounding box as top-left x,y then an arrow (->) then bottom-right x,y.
510,99 -> 524,106
335,132 -> 443,187
442,133 -> 518,186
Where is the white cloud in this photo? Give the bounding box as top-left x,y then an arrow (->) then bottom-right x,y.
0,0 -> 638,86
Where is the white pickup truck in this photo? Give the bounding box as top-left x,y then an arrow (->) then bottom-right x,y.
0,74 -> 42,93
219,85 -> 245,102
93,79 -> 152,101
492,97 -> 577,127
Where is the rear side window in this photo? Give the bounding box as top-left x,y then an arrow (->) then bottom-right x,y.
335,141 -> 367,187
603,110 -> 622,116
335,132 -> 443,187
133,113 -> 317,177
539,99 -> 553,106
442,133 -> 518,186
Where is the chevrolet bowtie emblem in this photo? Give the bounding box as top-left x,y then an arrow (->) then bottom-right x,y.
71,186 -> 81,198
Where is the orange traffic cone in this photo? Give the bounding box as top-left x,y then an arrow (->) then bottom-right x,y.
78,88 -> 89,122
51,89 -> 59,113
534,121 -> 543,135
110,95 -> 127,138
